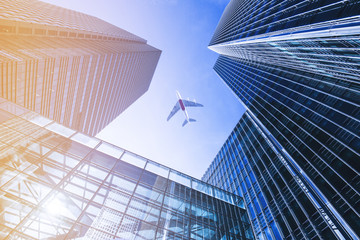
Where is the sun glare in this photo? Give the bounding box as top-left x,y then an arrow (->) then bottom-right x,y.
45,197 -> 68,216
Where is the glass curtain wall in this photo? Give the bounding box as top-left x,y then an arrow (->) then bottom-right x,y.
207,0 -> 360,239
0,98 -> 253,240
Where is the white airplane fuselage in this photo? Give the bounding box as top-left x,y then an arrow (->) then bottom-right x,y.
176,91 -> 190,122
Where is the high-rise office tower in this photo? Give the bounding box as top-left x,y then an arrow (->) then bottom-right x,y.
0,0 -> 161,136
0,97 -> 253,239
205,0 -> 360,240
203,111 -> 352,240
0,1 -> 254,239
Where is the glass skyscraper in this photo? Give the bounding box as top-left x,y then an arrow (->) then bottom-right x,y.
203,111 -> 352,240
0,1 -> 256,239
0,97 -> 253,239
0,0 -> 161,136
204,0 -> 360,240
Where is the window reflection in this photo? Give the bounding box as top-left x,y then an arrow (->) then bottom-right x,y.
71,132 -> 100,148
105,174 -> 137,194
86,151 -> 117,170
96,142 -> 123,159
140,170 -> 168,190
114,160 -> 142,180
120,152 -> 146,169
135,184 -> 164,206
0,98 -> 250,239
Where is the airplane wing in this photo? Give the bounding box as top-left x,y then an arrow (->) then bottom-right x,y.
167,102 -> 180,121
182,100 -> 203,107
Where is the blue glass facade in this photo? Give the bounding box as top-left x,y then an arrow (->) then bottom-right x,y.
205,0 -> 360,239
0,97 -> 253,239
203,113 -> 281,240
210,0 -> 360,46
203,112 -> 353,239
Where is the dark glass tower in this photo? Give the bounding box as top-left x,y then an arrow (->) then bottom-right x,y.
205,0 -> 360,239
203,111 -> 355,240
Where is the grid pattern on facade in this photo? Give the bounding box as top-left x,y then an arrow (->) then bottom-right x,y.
203,112 -> 348,240
0,0 -> 161,136
0,0 -> 146,42
210,35 -> 360,84
0,35 -> 160,136
210,0 -> 360,46
213,55 -> 359,238
0,98 -> 253,239
207,0 -> 360,240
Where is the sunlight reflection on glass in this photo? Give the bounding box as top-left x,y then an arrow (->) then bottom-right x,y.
45,197 -> 67,216
45,195 -> 75,220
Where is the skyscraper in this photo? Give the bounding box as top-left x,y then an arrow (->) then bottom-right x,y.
205,0 -> 360,239
203,111 -> 352,240
0,0 -> 161,136
0,97 -> 253,239
0,1 -> 256,239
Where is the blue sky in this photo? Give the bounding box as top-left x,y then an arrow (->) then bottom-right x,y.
42,0 -> 245,179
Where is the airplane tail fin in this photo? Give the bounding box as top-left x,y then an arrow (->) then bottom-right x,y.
182,118 -> 196,127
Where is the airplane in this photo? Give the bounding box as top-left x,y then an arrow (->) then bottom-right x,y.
167,91 -> 203,127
